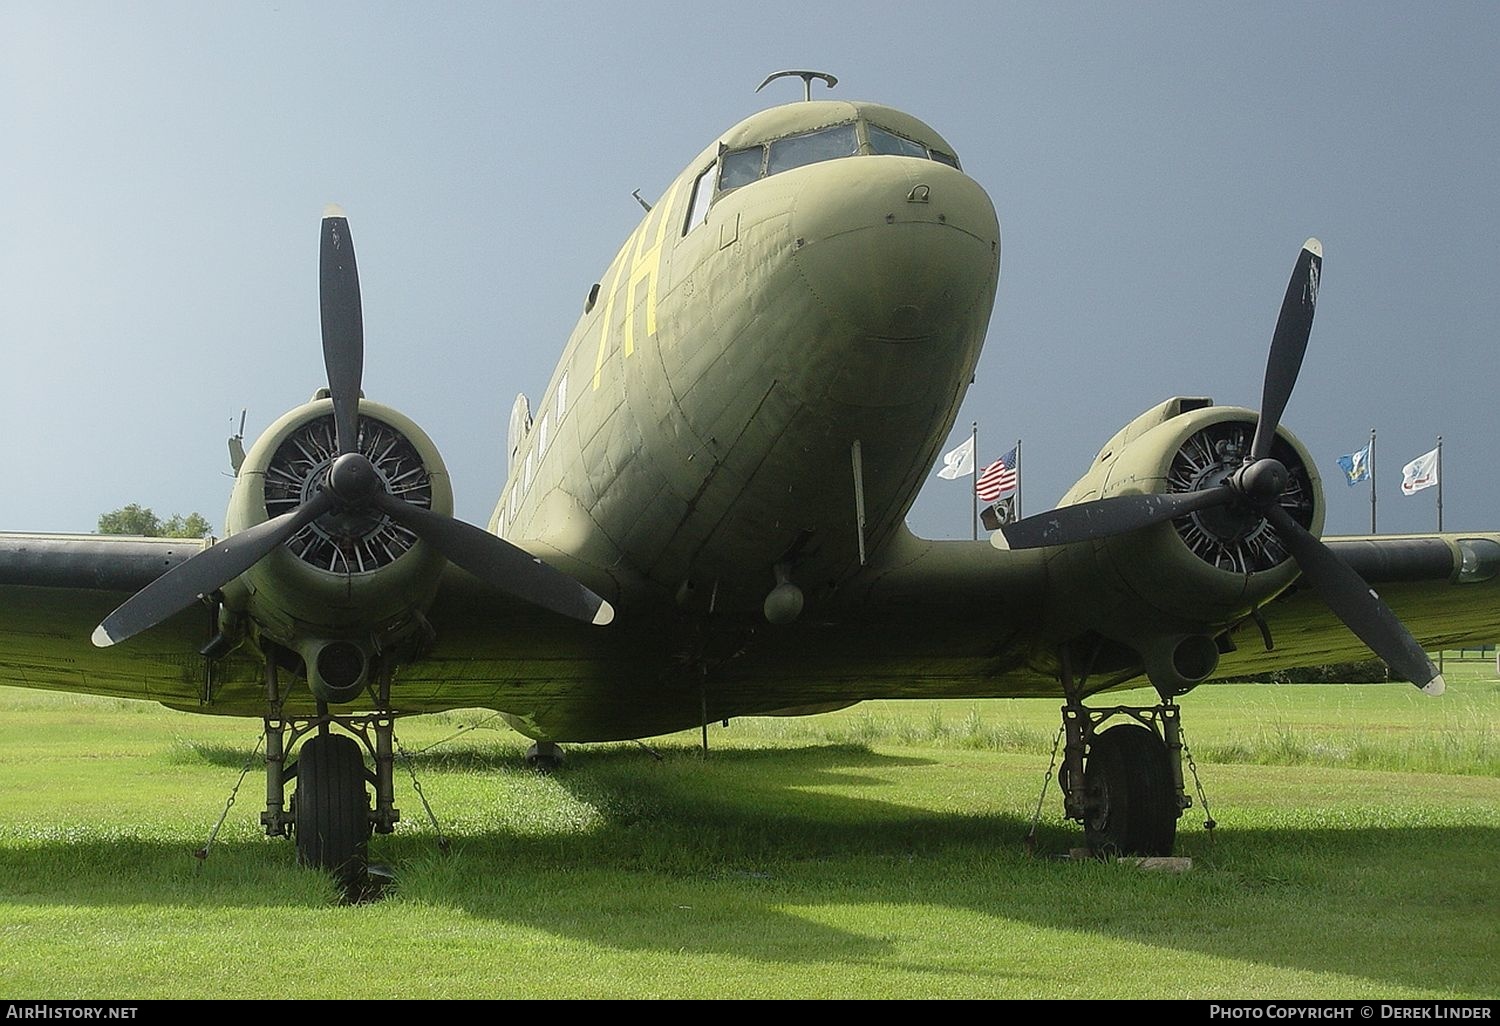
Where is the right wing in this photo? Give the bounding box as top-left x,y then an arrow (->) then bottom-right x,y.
1216,533 -> 1500,678
0,532 -> 241,709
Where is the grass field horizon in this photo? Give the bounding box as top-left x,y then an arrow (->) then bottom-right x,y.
1,657 -> 1495,999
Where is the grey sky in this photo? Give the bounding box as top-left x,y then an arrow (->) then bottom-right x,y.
2,2 -> 1495,541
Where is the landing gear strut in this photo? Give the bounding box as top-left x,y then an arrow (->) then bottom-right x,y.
1055,652 -> 1189,857
258,655 -> 401,883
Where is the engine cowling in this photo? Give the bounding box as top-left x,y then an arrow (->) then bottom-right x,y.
1043,397 -> 1323,692
220,396 -> 453,700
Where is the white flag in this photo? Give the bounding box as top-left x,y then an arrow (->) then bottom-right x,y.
936,436 -> 975,480
1400,447 -> 1439,495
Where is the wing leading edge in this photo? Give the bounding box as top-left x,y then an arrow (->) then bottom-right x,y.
1215,533 -> 1500,679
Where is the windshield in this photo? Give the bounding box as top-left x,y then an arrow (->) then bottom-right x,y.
712,119 -> 960,200
867,123 -> 961,169
767,123 -> 859,176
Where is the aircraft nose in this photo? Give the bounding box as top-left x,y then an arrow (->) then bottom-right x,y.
789,157 -> 1000,340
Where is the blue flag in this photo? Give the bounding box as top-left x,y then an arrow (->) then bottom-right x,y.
1336,444 -> 1371,486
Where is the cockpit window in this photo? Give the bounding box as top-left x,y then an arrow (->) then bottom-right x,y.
683,162 -> 715,234
868,125 -> 928,158
767,123 -> 859,176
720,147 -> 763,191
710,119 -> 960,206
867,123 -> 962,169
718,122 -> 860,195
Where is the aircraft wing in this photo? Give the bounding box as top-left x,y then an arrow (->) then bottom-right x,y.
2,527 -> 1496,742
1214,533 -> 1500,678
0,533 -> 255,709
0,531 -> 627,721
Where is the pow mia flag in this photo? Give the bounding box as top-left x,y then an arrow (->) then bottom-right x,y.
980,494 -> 1017,531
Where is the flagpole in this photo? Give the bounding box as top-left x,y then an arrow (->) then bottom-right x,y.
1437,434 -> 1445,678
1436,435 -> 1443,532
1369,427 -> 1377,534
970,421 -> 978,541
1015,438 -> 1023,519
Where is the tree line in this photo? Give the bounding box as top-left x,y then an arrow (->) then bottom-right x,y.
97,504 -> 212,539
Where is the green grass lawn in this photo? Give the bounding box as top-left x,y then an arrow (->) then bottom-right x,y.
0,659 -> 1495,999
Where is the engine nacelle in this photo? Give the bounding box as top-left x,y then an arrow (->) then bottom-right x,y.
219,396 -> 454,700
1044,397 -> 1324,693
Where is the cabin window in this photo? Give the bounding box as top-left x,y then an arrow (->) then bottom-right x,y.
684,164 -> 715,234
766,123 -> 859,176
524,451 -> 534,491
720,147 -> 763,191
537,411 -> 549,454
556,374 -> 568,420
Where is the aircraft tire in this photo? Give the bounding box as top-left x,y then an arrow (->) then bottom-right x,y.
525,741 -> 565,771
1082,724 -> 1177,856
293,733 -> 372,884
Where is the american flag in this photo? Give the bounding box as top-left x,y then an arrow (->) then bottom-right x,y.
976,447 -> 1018,502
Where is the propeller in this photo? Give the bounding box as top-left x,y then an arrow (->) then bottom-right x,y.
94,207 -> 614,648
993,239 -> 1443,694
319,207 -> 364,458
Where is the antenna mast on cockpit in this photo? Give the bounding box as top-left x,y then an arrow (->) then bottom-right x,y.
756,70 -> 838,102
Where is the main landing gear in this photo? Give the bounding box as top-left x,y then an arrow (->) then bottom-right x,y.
525,740 -> 566,771
1051,653 -> 1192,857
258,658 -> 399,888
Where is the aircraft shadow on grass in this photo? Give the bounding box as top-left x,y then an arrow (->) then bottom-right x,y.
2,742 -> 1495,993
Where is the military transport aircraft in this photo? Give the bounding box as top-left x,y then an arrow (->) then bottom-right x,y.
3,76 -> 1498,881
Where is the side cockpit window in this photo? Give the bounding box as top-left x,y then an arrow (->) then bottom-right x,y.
683,163 -> 715,234
867,123 -> 961,170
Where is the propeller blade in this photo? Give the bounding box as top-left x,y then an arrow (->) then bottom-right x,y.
319,205 -> 364,456
1250,238 -> 1322,460
1264,505 -> 1443,694
993,487 -> 1233,551
370,493 -> 615,626
94,491 -> 337,648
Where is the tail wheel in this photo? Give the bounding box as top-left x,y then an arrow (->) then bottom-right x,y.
1083,725 -> 1178,856
294,733 -> 372,883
